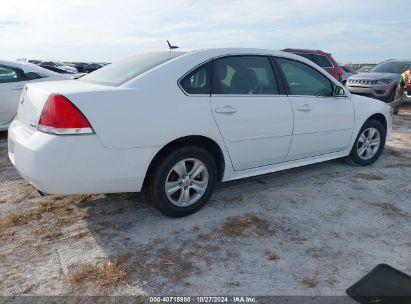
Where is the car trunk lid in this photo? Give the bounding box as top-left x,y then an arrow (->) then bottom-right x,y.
16,80 -> 113,133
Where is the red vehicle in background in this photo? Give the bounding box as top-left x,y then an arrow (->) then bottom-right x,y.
283,48 -> 344,82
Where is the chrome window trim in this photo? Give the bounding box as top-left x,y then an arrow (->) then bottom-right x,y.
178,53 -> 283,97
287,94 -> 349,99
211,94 -> 288,98
178,52 -> 345,98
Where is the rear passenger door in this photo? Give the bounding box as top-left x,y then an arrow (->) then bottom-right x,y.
274,57 -> 354,161
210,55 -> 294,171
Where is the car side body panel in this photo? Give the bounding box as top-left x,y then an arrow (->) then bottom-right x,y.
7,48 -> 392,195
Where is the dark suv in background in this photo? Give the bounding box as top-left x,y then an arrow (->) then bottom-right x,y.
346,59 -> 411,102
283,48 -> 343,82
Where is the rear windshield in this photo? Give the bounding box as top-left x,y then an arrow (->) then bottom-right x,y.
80,51 -> 185,86
311,54 -> 333,68
293,53 -> 333,68
370,61 -> 411,74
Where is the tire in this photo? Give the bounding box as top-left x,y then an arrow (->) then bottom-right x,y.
348,119 -> 386,166
148,146 -> 217,217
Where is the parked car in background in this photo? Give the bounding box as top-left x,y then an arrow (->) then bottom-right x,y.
341,65 -> 356,85
39,64 -> 85,79
346,59 -> 411,102
74,62 -> 103,73
84,63 -> 103,73
40,61 -> 78,73
73,62 -> 89,73
356,65 -> 373,73
8,48 -> 391,217
16,58 -> 43,65
283,48 -> 344,82
0,60 -> 69,131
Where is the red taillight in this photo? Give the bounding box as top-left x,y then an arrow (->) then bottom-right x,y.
38,93 -> 93,135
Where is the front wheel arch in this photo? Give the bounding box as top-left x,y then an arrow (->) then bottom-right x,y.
348,118 -> 386,166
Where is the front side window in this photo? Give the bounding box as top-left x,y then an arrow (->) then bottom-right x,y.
0,66 -> 22,83
212,56 -> 279,95
180,62 -> 211,94
276,58 -> 333,97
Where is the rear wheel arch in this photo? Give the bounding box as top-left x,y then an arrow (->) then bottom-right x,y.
143,135 -> 226,188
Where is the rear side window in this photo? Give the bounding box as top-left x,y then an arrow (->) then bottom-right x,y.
180,62 -> 211,94
212,56 -> 279,95
0,66 -> 23,83
276,58 -> 333,97
311,54 -> 333,68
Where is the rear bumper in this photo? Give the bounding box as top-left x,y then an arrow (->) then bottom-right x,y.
8,120 -> 158,195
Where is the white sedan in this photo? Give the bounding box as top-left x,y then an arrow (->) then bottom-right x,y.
0,60 -> 69,131
8,48 -> 391,217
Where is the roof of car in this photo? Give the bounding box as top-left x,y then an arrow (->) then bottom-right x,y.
177,48 -> 312,61
382,59 -> 411,62
282,48 -> 331,55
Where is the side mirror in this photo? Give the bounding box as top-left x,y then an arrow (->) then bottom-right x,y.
334,86 -> 346,97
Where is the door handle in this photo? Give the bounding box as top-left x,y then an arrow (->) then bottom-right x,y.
215,105 -> 237,114
297,104 -> 312,113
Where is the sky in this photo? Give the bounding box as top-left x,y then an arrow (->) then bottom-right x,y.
1,0 -> 410,64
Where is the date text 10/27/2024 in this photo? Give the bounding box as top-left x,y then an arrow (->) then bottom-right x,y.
149,296 -> 257,303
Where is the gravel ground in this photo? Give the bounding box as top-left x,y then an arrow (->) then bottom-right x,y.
0,106 -> 410,297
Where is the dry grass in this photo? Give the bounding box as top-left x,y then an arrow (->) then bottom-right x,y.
134,246 -> 196,280
371,202 -> 408,218
303,277 -> 318,288
221,213 -> 270,237
0,230 -> 14,240
225,281 -> 241,286
35,226 -> 63,241
0,212 -> 38,228
384,148 -> 406,158
385,163 -> 411,168
355,173 -> 384,181
264,250 -> 280,261
67,259 -> 132,294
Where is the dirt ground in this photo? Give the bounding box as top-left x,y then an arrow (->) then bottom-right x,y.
0,106 -> 410,297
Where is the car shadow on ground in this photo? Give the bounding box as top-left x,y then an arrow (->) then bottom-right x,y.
76,151 -> 406,294
0,131 -> 7,140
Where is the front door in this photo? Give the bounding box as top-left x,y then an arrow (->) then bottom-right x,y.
274,57 -> 354,161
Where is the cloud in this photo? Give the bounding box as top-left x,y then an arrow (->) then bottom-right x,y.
0,19 -> 24,26
0,0 -> 409,63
